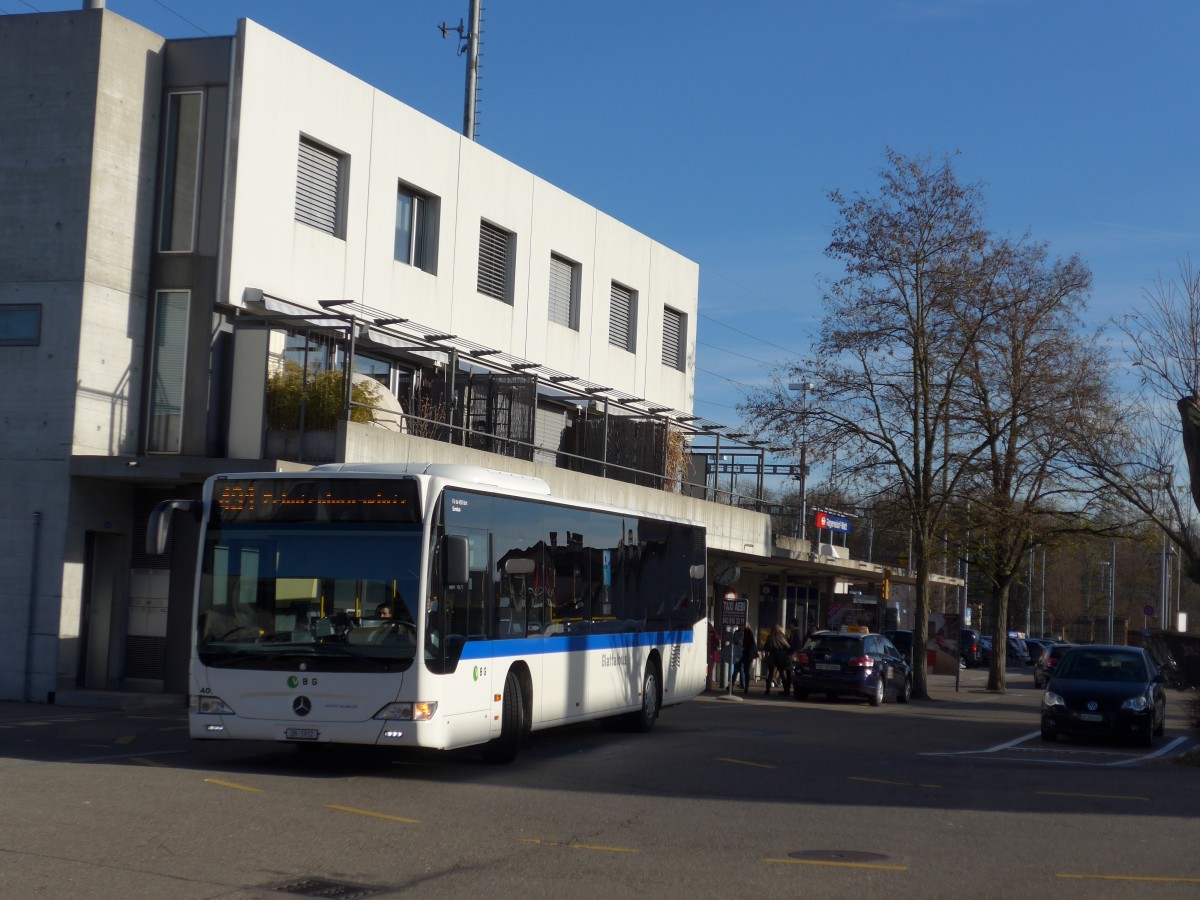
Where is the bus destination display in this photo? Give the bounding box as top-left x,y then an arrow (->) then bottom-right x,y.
213,478 -> 420,524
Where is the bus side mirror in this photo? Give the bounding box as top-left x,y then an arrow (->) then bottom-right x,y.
146,499 -> 202,556
441,534 -> 469,586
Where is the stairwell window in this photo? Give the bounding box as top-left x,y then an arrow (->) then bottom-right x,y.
548,253 -> 580,330
662,306 -> 686,371
477,219 -> 515,303
608,281 -> 637,352
159,91 -> 203,252
147,290 -> 189,453
295,136 -> 347,237
395,182 -> 439,274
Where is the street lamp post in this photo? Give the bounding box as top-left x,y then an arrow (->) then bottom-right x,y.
1103,541 -> 1116,643
788,381 -> 816,544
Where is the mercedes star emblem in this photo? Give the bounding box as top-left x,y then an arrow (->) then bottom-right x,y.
293,696 -> 312,717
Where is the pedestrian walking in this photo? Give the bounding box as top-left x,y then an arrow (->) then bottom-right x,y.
763,624 -> 791,695
740,624 -> 758,695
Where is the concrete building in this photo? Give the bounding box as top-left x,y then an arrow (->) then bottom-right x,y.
0,6 -> 920,707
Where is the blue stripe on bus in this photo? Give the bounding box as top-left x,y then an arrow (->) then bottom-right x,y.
457,630 -> 695,660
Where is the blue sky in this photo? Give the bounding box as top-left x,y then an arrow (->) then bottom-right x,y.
10,0 -> 1199,450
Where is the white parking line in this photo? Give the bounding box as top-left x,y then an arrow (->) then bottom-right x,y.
920,731 -> 1039,757
920,732 -> 1191,766
1105,736 -> 1188,766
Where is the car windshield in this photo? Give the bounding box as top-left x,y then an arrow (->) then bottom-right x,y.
1054,650 -> 1147,683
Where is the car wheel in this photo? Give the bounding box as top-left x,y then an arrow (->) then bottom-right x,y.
483,670 -> 525,764
1040,727 -> 1057,742
629,662 -> 661,733
897,675 -> 912,704
869,676 -> 885,707
1154,707 -> 1165,737
794,686 -> 809,701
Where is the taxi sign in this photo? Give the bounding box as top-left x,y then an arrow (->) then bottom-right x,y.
721,596 -> 748,628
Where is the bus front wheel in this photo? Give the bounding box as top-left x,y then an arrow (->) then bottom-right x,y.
483,670 -> 525,764
629,663 -> 660,733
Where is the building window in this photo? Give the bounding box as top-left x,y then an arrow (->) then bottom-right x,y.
477,220 -> 515,303
147,290 -> 189,453
295,136 -> 346,237
0,304 -> 41,346
662,306 -> 686,371
395,182 -> 439,274
159,91 -> 203,253
548,253 -> 580,330
608,281 -> 637,352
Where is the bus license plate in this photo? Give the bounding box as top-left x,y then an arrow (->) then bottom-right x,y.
286,728 -> 320,741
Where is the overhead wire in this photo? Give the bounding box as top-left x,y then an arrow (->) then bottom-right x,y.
149,0 -> 210,36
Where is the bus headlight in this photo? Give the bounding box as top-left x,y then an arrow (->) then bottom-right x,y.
375,701 -> 438,721
191,695 -> 234,715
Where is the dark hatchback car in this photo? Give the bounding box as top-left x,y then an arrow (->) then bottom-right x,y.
1025,637 -> 1054,667
960,629 -> 983,667
793,631 -> 912,706
1040,645 -> 1166,746
1033,642 -> 1072,688
979,635 -> 1028,666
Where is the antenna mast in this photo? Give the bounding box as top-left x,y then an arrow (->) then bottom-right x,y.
438,0 -> 482,141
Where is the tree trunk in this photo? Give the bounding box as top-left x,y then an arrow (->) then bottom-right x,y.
986,579 -> 1013,692
911,535 -> 934,700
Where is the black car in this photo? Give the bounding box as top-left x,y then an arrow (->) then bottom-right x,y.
1040,645 -> 1166,746
1033,642 -> 1072,688
960,629 -> 983,667
793,631 -> 912,706
1024,638 -> 1054,668
978,635 -> 1025,666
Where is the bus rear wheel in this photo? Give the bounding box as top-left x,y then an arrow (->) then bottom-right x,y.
629,663 -> 660,733
483,670 -> 525,764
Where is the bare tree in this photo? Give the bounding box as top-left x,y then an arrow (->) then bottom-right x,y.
1069,259 -> 1200,585
744,150 -> 997,700
955,238 -> 1107,691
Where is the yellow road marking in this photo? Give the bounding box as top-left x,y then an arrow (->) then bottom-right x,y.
522,838 -> 637,854
850,776 -> 940,788
203,778 -> 263,792
765,858 -> 908,871
130,757 -> 167,767
1036,791 -> 1148,801
325,804 -> 419,824
717,757 -> 777,769
1057,874 -> 1200,884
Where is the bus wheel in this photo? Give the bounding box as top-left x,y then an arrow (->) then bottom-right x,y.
629,663 -> 660,733
483,671 -> 524,764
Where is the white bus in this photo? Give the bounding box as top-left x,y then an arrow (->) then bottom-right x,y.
148,463 -> 708,763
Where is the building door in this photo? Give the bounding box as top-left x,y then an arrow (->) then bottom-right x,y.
79,532 -> 121,689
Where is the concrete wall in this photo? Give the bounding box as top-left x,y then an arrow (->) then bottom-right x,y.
0,10 -> 165,700
342,422 -> 772,556
223,19 -> 698,414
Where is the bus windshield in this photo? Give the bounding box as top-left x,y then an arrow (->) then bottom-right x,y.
196,523 -> 424,671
